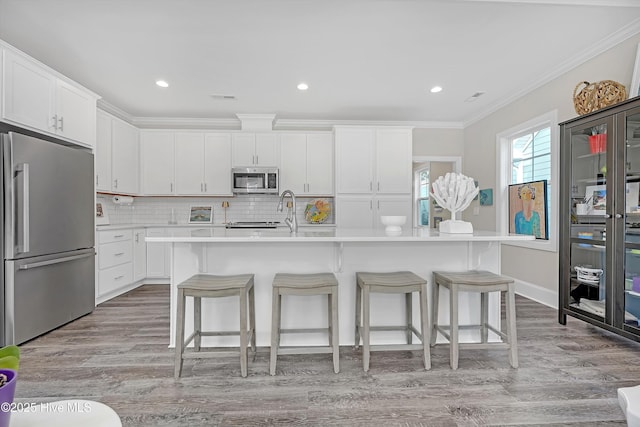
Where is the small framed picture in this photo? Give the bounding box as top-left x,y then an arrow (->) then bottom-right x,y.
189,205 -> 213,224
96,200 -> 109,225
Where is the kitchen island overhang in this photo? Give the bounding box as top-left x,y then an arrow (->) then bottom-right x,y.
146,228 -> 534,348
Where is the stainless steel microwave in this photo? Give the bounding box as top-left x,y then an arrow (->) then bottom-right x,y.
232,167 -> 279,194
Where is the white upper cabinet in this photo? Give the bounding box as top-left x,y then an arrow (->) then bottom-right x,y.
97,110 -> 138,195
280,133 -> 333,196
175,132 -> 204,195
232,133 -> 277,167
203,133 -> 232,195
175,132 -> 232,195
95,110 -> 112,192
110,117 -> 139,195
141,130 -> 175,195
335,126 -> 412,195
336,127 -> 375,194
375,128 -> 412,194
2,48 -> 97,147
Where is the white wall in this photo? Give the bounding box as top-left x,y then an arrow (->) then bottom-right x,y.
413,128 -> 464,157
462,33 -> 640,304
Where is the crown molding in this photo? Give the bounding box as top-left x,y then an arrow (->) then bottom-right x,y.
458,0 -> 640,6
274,119 -> 464,130
463,17 -> 640,127
97,100 -> 135,124
132,116 -> 241,130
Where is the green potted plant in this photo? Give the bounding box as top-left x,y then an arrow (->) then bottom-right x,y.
0,345 -> 20,427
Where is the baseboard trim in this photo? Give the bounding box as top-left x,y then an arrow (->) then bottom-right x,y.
507,276 -> 558,309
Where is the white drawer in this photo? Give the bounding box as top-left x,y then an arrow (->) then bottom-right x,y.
98,263 -> 133,296
99,240 -> 133,269
98,229 -> 133,245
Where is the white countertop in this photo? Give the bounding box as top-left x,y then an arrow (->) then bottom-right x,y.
96,223 -> 336,231
145,227 -> 535,243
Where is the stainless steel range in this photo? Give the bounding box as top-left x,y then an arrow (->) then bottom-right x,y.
225,221 -> 280,229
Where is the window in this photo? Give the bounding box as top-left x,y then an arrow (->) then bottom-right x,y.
497,111 -> 558,252
416,168 -> 429,227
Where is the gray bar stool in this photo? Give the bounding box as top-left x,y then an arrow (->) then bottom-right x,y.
174,273 -> 256,378
431,270 -> 518,370
355,271 -> 430,372
270,272 -> 339,375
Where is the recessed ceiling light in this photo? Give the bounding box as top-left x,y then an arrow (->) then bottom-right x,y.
156,80 -> 169,88
430,86 -> 443,93
297,82 -> 309,91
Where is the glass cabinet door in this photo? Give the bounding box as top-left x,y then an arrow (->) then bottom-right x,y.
567,118 -> 612,322
623,107 -> 640,332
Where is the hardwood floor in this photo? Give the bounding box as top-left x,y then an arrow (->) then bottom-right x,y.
14,285 -> 637,426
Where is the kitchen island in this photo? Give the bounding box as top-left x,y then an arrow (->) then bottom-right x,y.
146,227 -> 534,348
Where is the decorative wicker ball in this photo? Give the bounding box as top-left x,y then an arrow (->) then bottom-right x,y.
573,80 -> 626,115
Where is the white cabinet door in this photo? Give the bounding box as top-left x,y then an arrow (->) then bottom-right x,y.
141,131 -> 175,195
56,79 -> 96,146
146,228 -> 169,278
232,133 -> 256,167
336,127 -> 374,194
280,133 -> 307,194
95,110 -> 112,192
204,133 -> 232,195
336,196 -> 374,228
111,119 -> 139,194
255,133 -> 278,166
376,128 -> 412,194
133,228 -> 147,282
2,49 -> 56,133
175,132 -> 205,195
306,134 -> 333,195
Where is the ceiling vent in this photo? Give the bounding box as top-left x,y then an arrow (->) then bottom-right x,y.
210,94 -> 237,100
465,92 -> 485,103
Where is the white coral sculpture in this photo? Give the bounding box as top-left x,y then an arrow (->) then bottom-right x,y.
430,172 -> 479,219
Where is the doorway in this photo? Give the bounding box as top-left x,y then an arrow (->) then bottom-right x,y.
412,156 -> 461,228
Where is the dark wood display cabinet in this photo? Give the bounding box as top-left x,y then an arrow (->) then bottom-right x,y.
560,96 -> 640,341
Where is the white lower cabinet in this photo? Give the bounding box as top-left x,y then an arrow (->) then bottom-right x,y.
133,228 -> 147,282
337,195 -> 412,230
146,228 -> 169,278
97,229 -> 134,301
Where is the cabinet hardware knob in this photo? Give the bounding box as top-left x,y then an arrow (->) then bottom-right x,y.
58,116 -> 64,131
51,114 -> 57,129
615,213 -> 623,219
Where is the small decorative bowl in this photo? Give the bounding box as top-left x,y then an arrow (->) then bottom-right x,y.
380,216 -> 406,235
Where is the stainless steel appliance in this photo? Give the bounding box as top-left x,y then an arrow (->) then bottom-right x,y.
232,167 -> 278,194
1,131 -> 95,345
225,221 -> 280,229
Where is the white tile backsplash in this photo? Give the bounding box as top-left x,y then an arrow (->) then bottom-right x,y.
97,194 -> 334,226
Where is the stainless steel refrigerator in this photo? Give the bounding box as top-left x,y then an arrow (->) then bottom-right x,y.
1,131 -> 95,346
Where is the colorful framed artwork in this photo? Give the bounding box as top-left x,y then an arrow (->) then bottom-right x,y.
479,188 -> 493,206
508,180 -> 548,240
188,205 -> 213,224
96,200 -> 109,225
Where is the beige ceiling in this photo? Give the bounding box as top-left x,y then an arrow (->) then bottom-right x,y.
1,0 -> 639,126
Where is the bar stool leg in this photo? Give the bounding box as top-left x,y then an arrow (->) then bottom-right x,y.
362,285 -> 371,372
249,284 -> 256,353
450,284 -> 459,370
506,285 -> 519,368
431,280 -> 440,346
174,288 -> 186,379
355,280 -> 362,348
331,289 -> 340,373
405,292 -> 413,344
239,288 -> 248,378
480,292 -> 489,344
419,283 -> 431,370
194,296 -> 202,351
270,287 -> 281,376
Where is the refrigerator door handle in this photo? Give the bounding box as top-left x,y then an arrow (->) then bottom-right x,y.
18,252 -> 94,270
16,163 -> 30,254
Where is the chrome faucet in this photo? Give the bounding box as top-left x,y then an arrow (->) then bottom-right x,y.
278,189 -> 298,233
